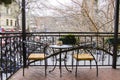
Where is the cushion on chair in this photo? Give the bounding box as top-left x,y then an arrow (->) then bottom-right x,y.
28,53 -> 45,60
73,53 -> 94,60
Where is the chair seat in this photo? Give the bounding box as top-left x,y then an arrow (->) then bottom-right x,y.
73,53 -> 94,60
28,53 -> 45,60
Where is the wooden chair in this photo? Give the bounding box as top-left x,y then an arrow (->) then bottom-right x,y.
72,49 -> 98,77
23,41 -> 48,76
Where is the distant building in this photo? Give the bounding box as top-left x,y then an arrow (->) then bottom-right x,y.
29,16 -> 82,32
0,2 -> 19,32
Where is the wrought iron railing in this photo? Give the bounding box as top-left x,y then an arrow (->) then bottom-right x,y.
25,32 -> 120,66
0,32 -> 22,80
0,32 -> 120,80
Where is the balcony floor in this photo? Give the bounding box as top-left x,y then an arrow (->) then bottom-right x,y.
9,66 -> 120,80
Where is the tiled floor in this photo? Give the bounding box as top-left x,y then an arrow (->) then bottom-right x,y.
9,66 -> 120,80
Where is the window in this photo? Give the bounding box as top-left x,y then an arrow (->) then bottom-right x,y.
6,19 -> 9,26
15,21 -> 17,26
10,20 -> 12,26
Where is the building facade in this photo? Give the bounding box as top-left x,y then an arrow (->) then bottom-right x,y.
0,2 -> 19,32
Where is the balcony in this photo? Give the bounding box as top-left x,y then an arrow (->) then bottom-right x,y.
9,66 -> 120,80
0,32 -> 120,80
0,0 -> 120,79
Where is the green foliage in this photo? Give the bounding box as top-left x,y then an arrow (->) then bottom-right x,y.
106,37 -> 120,45
0,0 -> 14,5
95,0 -> 98,2
59,34 -> 77,45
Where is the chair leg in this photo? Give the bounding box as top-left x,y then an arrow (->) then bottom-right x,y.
75,60 -> 78,77
45,60 -> 47,77
90,60 -> 92,69
94,59 -> 98,77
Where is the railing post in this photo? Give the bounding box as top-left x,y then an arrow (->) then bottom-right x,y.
112,0 -> 119,69
22,0 -> 26,68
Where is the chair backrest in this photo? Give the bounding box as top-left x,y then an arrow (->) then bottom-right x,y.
23,41 -> 48,55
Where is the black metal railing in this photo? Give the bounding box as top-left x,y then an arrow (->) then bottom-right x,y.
0,32 -> 120,80
0,33 -> 22,80
25,32 -> 120,66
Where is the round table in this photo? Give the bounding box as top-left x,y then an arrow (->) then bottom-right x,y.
49,44 -> 73,77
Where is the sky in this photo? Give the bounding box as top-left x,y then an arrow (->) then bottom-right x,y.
30,0 -> 72,16
48,0 -> 71,5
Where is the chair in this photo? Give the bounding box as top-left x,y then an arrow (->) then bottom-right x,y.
72,49 -> 98,77
23,41 -> 48,76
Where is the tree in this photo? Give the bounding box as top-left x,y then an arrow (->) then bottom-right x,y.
28,0 -> 115,32
0,0 -> 15,5
8,0 -> 39,31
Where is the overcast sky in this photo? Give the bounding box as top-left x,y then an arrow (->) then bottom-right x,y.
28,0 -> 73,16
48,0 -> 71,5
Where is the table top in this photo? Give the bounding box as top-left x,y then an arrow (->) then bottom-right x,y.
49,44 -> 73,49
